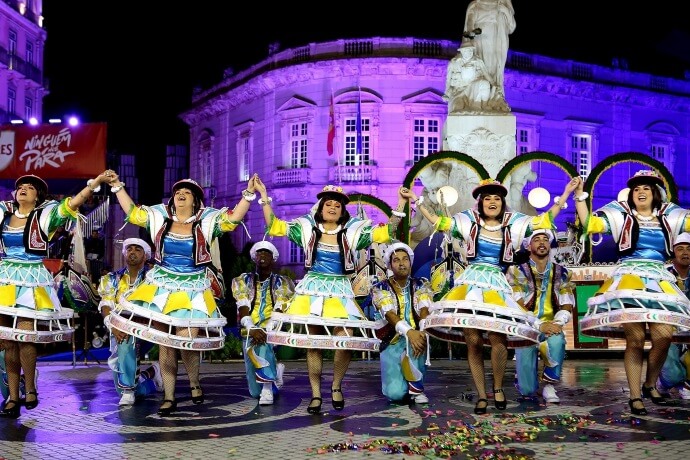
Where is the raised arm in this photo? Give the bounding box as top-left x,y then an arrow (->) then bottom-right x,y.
254,175 -> 274,227
405,189 -> 440,227
572,177 -> 589,226
230,174 -> 257,222
68,171 -> 112,211
549,176 -> 580,220
106,170 -> 135,214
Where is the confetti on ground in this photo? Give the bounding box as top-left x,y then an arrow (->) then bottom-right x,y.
309,413 -> 597,458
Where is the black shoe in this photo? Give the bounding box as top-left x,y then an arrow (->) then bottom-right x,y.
24,391 -> 38,410
157,399 -> 177,416
307,397 -> 322,414
641,385 -> 666,405
474,398 -> 488,415
331,388 -> 344,410
191,386 -> 204,405
494,388 -> 507,410
628,398 -> 648,416
0,400 -> 20,419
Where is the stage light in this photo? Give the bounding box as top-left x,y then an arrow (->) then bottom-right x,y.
10,119 -> 23,125
29,117 -> 38,125
48,118 -> 62,124
528,187 -> 550,208
67,116 -> 79,126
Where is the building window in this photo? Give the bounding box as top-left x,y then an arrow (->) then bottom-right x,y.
9,30 -> 17,55
344,117 -> 370,165
8,88 -> 16,116
289,242 -> 304,264
516,127 -> 534,154
239,137 -> 250,181
290,122 -> 308,168
570,134 -> 592,179
26,41 -> 33,66
651,144 -> 666,163
413,118 -> 440,163
198,131 -> 214,188
24,96 -> 33,121
234,121 -> 254,182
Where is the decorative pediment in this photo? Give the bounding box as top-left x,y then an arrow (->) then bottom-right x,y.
276,95 -> 317,113
401,89 -> 446,105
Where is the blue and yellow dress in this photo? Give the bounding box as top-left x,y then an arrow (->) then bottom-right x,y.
579,200 -> 690,340
0,199 -> 77,343
110,204 -> 239,350
422,209 -> 553,347
265,214 -> 394,351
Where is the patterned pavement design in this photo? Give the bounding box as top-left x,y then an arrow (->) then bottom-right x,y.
0,357 -> 688,459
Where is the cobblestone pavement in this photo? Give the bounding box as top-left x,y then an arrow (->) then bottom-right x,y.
0,358 -> 688,459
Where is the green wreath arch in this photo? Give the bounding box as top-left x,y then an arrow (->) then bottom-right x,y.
496,151 -> 579,184
398,151 -> 491,243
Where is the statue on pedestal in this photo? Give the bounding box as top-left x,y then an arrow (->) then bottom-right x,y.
463,0 -> 515,98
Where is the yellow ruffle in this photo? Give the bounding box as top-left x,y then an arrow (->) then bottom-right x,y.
596,277 -> 614,294
35,287 -> 54,310
0,284 -> 16,306
162,291 -> 192,314
658,280 -> 679,295
322,297 -> 348,318
128,284 -> 158,303
617,274 -> 645,290
483,290 -> 506,306
445,284 -> 468,300
203,290 -> 217,315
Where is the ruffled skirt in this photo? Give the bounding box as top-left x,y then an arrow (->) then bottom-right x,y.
110,265 -> 226,350
580,259 -> 690,341
422,263 -> 540,348
0,259 -> 74,343
266,272 -> 382,351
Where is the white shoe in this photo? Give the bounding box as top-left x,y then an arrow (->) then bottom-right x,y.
542,384 -> 560,403
119,390 -> 135,406
150,362 -> 163,392
413,392 -> 429,404
259,388 -> 274,405
275,363 -> 285,389
679,385 -> 690,400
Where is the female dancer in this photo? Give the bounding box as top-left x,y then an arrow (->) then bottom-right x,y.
253,177 -> 408,414
0,172 -> 111,418
409,177 -> 577,414
573,172 -> 690,415
106,171 -> 256,415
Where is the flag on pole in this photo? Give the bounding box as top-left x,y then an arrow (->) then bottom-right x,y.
356,87 -> 362,155
327,93 -> 335,156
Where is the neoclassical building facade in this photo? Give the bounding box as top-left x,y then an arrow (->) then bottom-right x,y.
180,37 -> 690,276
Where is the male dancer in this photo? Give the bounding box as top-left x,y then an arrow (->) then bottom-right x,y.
658,232 -> 690,399
231,241 -> 294,405
372,242 -> 433,404
98,238 -> 161,406
506,229 -> 574,403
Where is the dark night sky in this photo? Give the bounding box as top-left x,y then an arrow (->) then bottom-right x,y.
40,2 -> 690,203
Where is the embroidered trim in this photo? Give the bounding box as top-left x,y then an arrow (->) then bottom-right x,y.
14,210 -> 29,219
172,214 -> 196,223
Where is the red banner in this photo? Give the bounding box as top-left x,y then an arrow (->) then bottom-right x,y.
0,122 -> 107,179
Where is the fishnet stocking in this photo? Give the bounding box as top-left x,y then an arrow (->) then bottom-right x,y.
3,341 -> 20,401
331,328 -> 352,403
306,348 -> 323,408
158,345 -> 178,403
178,327 -> 201,398
488,332 -> 508,400
464,328 -> 487,399
623,323 -> 645,400
644,323 -> 673,388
